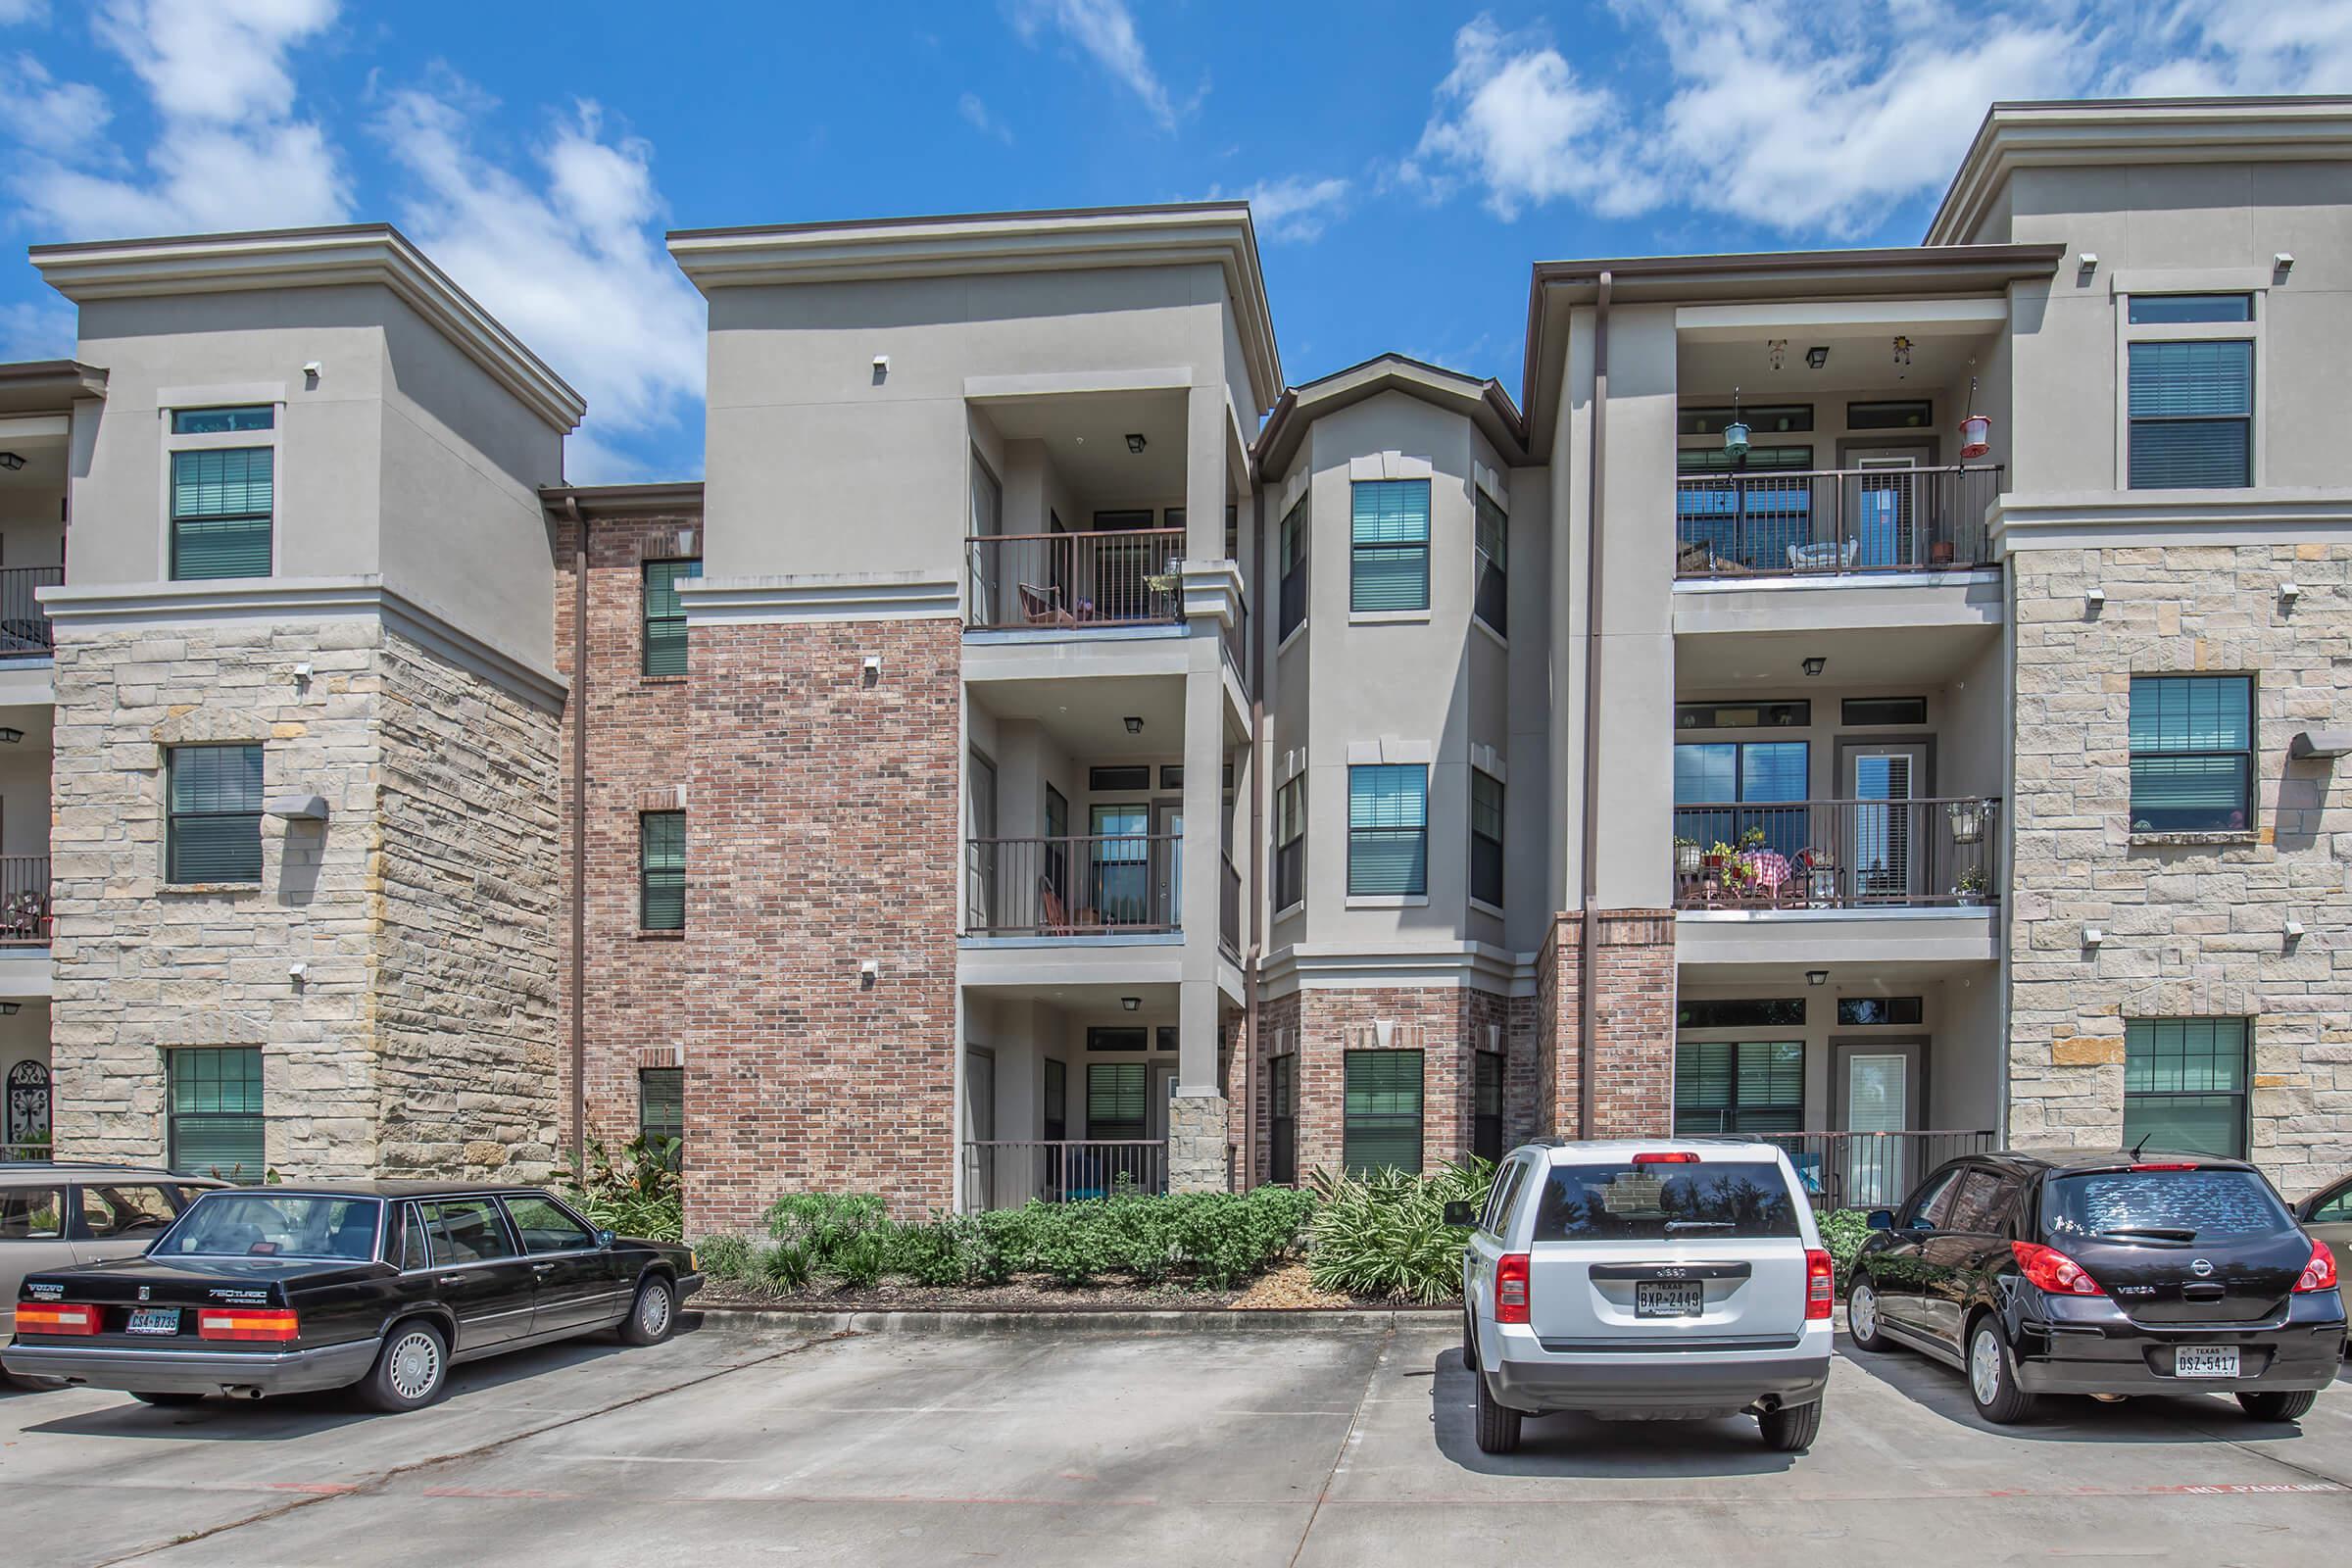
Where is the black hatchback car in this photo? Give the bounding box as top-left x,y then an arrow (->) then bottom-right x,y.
1847,1151 -> 2343,1424
1,1182 -> 700,1412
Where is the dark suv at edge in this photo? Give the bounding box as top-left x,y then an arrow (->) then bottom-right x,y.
1847,1150 -> 2343,1424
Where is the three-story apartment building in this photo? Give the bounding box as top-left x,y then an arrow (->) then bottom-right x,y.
8,96 -> 2349,1221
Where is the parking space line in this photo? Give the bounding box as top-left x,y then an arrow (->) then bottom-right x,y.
1284,1321 -> 1395,1568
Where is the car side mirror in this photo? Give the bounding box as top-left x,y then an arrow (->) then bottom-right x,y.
597,1229 -> 616,1249
1442,1201 -> 1477,1229
1866,1209 -> 1896,1231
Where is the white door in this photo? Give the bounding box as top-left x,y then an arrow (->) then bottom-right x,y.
1848,745 -> 1925,903
1148,1062 -> 1177,1193
1853,448 -> 1928,567
1843,1053 -> 1908,1209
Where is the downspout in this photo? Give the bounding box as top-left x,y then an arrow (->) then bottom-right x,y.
565,495 -> 588,1179
1244,490 -> 1268,1190
1577,272 -> 1611,1142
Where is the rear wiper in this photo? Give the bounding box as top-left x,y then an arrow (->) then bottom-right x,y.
2097,1226 -> 2197,1243
1663,1220 -> 1734,1232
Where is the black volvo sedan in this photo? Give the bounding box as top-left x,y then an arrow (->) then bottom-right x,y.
1,1182 -> 700,1411
1846,1150 -> 2343,1424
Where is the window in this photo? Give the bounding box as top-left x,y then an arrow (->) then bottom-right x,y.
1278,497 -> 1307,640
640,810 -> 685,930
1268,1054 -> 1297,1184
167,743 -> 264,883
1343,1051 -> 1423,1174
2124,1018 -> 2248,1159
1470,768 -> 1504,907
1273,774 -> 1305,911
1673,740 -> 1808,859
2129,675 -> 2254,832
1043,1059 -> 1067,1142
1678,998 -> 1804,1030
1905,1166 -> 1964,1229
162,1193 -> 378,1259
2129,339 -> 2253,488
79,1185 -> 178,1240
1473,492 -> 1507,633
1086,1061 -> 1147,1141
1087,764 -> 1151,793
1481,1157 -> 1530,1234
423,1198 -> 516,1264
639,1066 -> 683,1146
1473,1052 -> 1503,1163
1680,405 -> 1811,436
0,1186 -> 64,1239
1676,701 -> 1809,730
1673,1040 -> 1803,1135
168,1046 -> 265,1184
169,407 -> 274,581
504,1195 -> 595,1254
392,1203 -> 430,1271
1675,444 -> 1814,475
1841,697 -> 1927,727
1349,479 -> 1429,613
1348,763 -> 1427,896
1838,996 -> 1924,1026
1847,400 -> 1932,430
172,407 -> 274,435
1532,1160 -> 1801,1242
1086,1026 -> 1149,1053
1946,1169 -> 2023,1235
2128,294 -> 2253,325
642,558 -> 700,676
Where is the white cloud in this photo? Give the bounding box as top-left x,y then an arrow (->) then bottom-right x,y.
1226,174 -> 1351,243
93,0 -> 334,123
958,91 -> 1014,144
0,53 -> 112,160
0,297 -> 74,362
1007,0 -> 1182,130
0,0 -> 50,24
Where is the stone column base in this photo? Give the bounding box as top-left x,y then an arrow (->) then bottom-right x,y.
1168,1091 -> 1231,1192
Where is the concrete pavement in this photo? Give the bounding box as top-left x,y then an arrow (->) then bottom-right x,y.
3,1316 -> 2347,1565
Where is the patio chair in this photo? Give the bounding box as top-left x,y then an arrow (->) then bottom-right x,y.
1038,877 -> 1071,936
1017,582 -> 1078,628
1787,538 -> 1861,572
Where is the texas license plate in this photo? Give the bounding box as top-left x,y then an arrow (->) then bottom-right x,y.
1636,1280 -> 1704,1318
2175,1346 -> 2240,1379
125,1307 -> 180,1336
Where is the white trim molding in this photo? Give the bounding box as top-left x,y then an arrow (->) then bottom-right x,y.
1177,557 -> 1244,627
1258,941 -> 1537,999
1344,736 -> 1434,766
1347,451 -> 1434,482
1990,490 -> 2352,554
679,572 -> 961,624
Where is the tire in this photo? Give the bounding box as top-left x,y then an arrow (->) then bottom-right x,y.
1759,1397 -> 1823,1452
1966,1315 -> 2037,1426
2237,1389 -> 2318,1423
355,1319 -> 449,1413
129,1391 -> 206,1406
1473,1370 -> 1523,1455
1845,1277 -> 1889,1353
618,1275 -> 677,1347
1461,1308 -> 1480,1372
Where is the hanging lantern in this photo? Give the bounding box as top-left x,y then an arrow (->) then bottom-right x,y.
1723,385 -> 1750,460
1957,368 -> 1991,460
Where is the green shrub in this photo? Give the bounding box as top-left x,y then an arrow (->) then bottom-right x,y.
694,1234 -> 758,1285
1304,1160 -> 1494,1304
1817,1207 -> 1873,1294
562,1135 -> 684,1243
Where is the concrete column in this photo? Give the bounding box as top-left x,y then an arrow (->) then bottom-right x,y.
1184,384 -> 1228,563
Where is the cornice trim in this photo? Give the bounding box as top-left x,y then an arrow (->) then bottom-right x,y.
1990,489 -> 2352,553
1257,942 -> 1537,999
678,572 -> 961,624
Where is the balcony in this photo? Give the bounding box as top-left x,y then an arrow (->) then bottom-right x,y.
1675,466 -> 2001,581
961,1139 -> 1168,1209
964,834 -> 1181,937
1671,798 -> 1999,911
0,567 -> 60,660
966,528 -> 1184,632
1756,1129 -> 1997,1210
0,856 -> 50,946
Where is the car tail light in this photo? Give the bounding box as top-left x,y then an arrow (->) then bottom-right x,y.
1633,1152 -> 1698,1164
2130,1162 -> 2199,1172
1805,1249 -> 1835,1321
198,1307 -> 300,1343
16,1302 -> 101,1336
2012,1241 -> 2105,1297
2295,1239 -> 2337,1294
1495,1252 -> 1531,1325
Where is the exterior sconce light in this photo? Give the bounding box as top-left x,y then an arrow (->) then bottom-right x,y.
2279,582 -> 2302,605
287,962 -> 309,982
858,959 -> 879,988
1805,970 -> 1828,987
0,1002 -> 18,1015
2083,926 -> 2105,949
1123,715 -> 1144,735
1125,433 -> 1148,454
0,452 -> 23,471
2289,730 -> 2352,760
2285,919 -> 2307,941
266,794 -> 330,821
1801,657 -> 1826,677
2084,587 -> 2106,611
2275,253 -> 2294,273
1804,346 -> 1830,370
2078,252 -> 2098,271
0,728 -> 21,745
1121,996 -> 1141,1011
861,654 -> 881,686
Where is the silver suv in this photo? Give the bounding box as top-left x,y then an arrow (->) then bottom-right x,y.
2,1164 -> 224,1349
1451,1140 -> 1835,1453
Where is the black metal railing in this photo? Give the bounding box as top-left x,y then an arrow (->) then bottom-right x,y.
1756,1130 -> 1999,1211
966,529 -> 1184,630
0,565 -> 62,658
0,855 -> 51,946
1672,798 -> 1999,910
964,835 -> 1182,935
1675,466 -> 2002,578
962,1140 -> 1168,1208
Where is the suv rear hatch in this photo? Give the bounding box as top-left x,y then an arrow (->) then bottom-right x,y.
2041,1165 -> 2309,1326
1525,1154 -> 1812,1348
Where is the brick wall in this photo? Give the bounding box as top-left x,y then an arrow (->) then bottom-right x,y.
683,616 -> 961,1231
1534,910 -> 1678,1140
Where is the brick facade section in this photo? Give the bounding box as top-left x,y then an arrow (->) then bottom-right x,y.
1535,910 -> 1678,1139
683,616 -> 961,1231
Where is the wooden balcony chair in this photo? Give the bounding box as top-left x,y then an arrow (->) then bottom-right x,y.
1038,877 -> 1072,936
1017,582 -> 1078,628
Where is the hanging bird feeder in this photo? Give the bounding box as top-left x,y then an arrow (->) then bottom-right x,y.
1723,386 -> 1750,460
1958,368 -> 1992,460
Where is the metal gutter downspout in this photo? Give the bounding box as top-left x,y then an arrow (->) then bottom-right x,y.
565,495 -> 588,1179
1244,494 -> 1268,1190
1577,272 -> 1611,1142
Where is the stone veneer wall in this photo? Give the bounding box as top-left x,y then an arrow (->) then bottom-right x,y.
1534,911 -> 1678,1139
683,617 -> 960,1230
2008,542 -> 2352,1198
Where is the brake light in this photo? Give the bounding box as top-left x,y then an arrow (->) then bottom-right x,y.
1633,1152 -> 1699,1164
1805,1249 -> 1835,1321
1495,1252 -> 1531,1325
16,1302 -> 101,1336
198,1307 -> 300,1343
2131,1162 -> 2199,1172
2012,1241 -> 2105,1297
2296,1239 -> 2337,1294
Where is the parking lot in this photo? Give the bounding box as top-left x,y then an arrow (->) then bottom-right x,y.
3,1314 -> 2348,1566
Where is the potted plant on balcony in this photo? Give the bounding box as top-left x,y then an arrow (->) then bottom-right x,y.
1953,864 -> 1988,906
1674,836 -> 1702,876
1945,799 -> 1988,845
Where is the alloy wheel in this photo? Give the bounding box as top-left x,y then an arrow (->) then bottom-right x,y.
1970,1326 -> 2002,1407
1849,1283 -> 1878,1342
387,1330 -> 443,1403
640,1283 -> 672,1338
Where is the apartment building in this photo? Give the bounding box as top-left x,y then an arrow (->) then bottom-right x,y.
6,96 -> 2348,1222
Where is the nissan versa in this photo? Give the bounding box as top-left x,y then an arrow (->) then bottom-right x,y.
1847,1151 -> 2344,1423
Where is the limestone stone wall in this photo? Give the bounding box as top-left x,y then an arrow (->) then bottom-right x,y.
2008,542 -> 2352,1198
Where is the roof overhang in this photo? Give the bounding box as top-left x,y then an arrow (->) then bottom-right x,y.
667,203 -> 1283,416
29,224 -> 586,434
540,480 -> 706,517
1518,244 -> 2064,461
1928,95 -> 2352,247
1252,353 -> 1526,477
0,359 -> 107,416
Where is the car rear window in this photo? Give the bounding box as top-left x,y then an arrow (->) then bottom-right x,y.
1530,1160 -> 1802,1242
2043,1170 -> 2295,1243
159,1193 -> 383,1259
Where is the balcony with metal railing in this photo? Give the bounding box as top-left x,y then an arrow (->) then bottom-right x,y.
965,528 -> 1185,632
0,566 -> 60,660
1674,466 -> 2002,580
1671,798 -> 1999,912
964,834 -> 1182,937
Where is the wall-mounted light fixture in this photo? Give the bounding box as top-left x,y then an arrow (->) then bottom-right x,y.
2275,252 -> 2295,274
1123,715 -> 1144,735
2078,251 -> 2099,271
1801,656 -> 1827,677
0,452 -> 24,471
2279,581 -> 2302,606
2289,730 -> 2352,760
1121,996 -> 1141,1011
301,361 -> 322,388
860,654 -> 881,686
858,959 -> 879,988
0,1002 -> 20,1015
2083,926 -> 2105,949
0,728 -> 22,745
1125,432 -> 1148,454
287,961 -> 309,982
2285,918 -> 2307,941
266,794 -> 330,821
1805,970 -> 1829,986
1804,346 -> 1830,370
2084,587 -> 2106,611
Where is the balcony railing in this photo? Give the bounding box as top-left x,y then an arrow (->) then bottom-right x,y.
962,1140 -> 1168,1209
966,528 -> 1184,630
1220,854 -> 1241,957
0,565 -> 62,659
0,855 -> 51,946
1675,466 -> 2002,579
965,835 -> 1181,936
2,1144 -> 52,1164
1671,798 -> 1999,911
1753,1130 -> 1998,1211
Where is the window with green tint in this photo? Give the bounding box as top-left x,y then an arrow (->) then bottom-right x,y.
1677,997 -> 1805,1030
1350,479 -> 1429,612
639,810 -> 685,930
1474,492 -> 1506,633
1473,1051 -> 1503,1163
1675,444 -> 1814,474
167,744 -> 263,883
169,1047 -> 265,1184
1674,1040 -> 1804,1136
2124,1018 -> 2247,1158
1278,497 -> 1307,640
1344,1050 -> 1423,1174
1470,768 -> 1504,907
639,1066 -> 684,1148
1348,763 -> 1426,896
2129,339 -> 2252,488
1680,405 -> 1811,436
1268,1054 -> 1297,1184
171,447 -> 272,579
1273,774 -> 1305,910
642,558 -> 700,675
2129,675 -> 2253,831
1086,1061 -> 1147,1140
2127,294 -> 2252,324
172,406 -> 275,434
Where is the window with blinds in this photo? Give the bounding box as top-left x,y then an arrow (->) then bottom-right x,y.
169,1046 -> 265,1184
642,559 -> 701,675
1086,1062 -> 1147,1141
2124,1018 -> 2248,1159
1470,768 -> 1504,907
1673,1040 -> 1804,1136
2129,339 -> 2252,488
1348,763 -> 1427,896
2129,674 -> 2253,832
1474,492 -> 1507,633
640,810 -> 685,930
1344,1051 -> 1424,1174
1274,774 -> 1305,910
1473,1051 -> 1503,1163
171,446 -> 273,580
1268,1054 -> 1297,1184
1278,497 -> 1308,640
638,1067 -> 684,1146
167,744 -> 264,883
1350,479 -> 1429,612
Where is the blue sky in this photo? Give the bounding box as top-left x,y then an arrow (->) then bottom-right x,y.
2,1 -> 2347,481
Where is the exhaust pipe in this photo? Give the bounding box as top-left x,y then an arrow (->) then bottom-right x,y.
220,1385 -> 266,1400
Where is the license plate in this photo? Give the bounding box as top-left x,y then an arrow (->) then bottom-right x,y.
124,1307 -> 180,1336
2175,1346 -> 2240,1379
1636,1280 -> 1704,1318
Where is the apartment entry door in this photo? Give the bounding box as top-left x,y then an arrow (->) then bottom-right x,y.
1846,743 -> 1928,904
1152,799 -> 1184,930
962,1047 -> 997,1212
1833,1037 -> 1926,1210
1853,448 -> 1929,567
